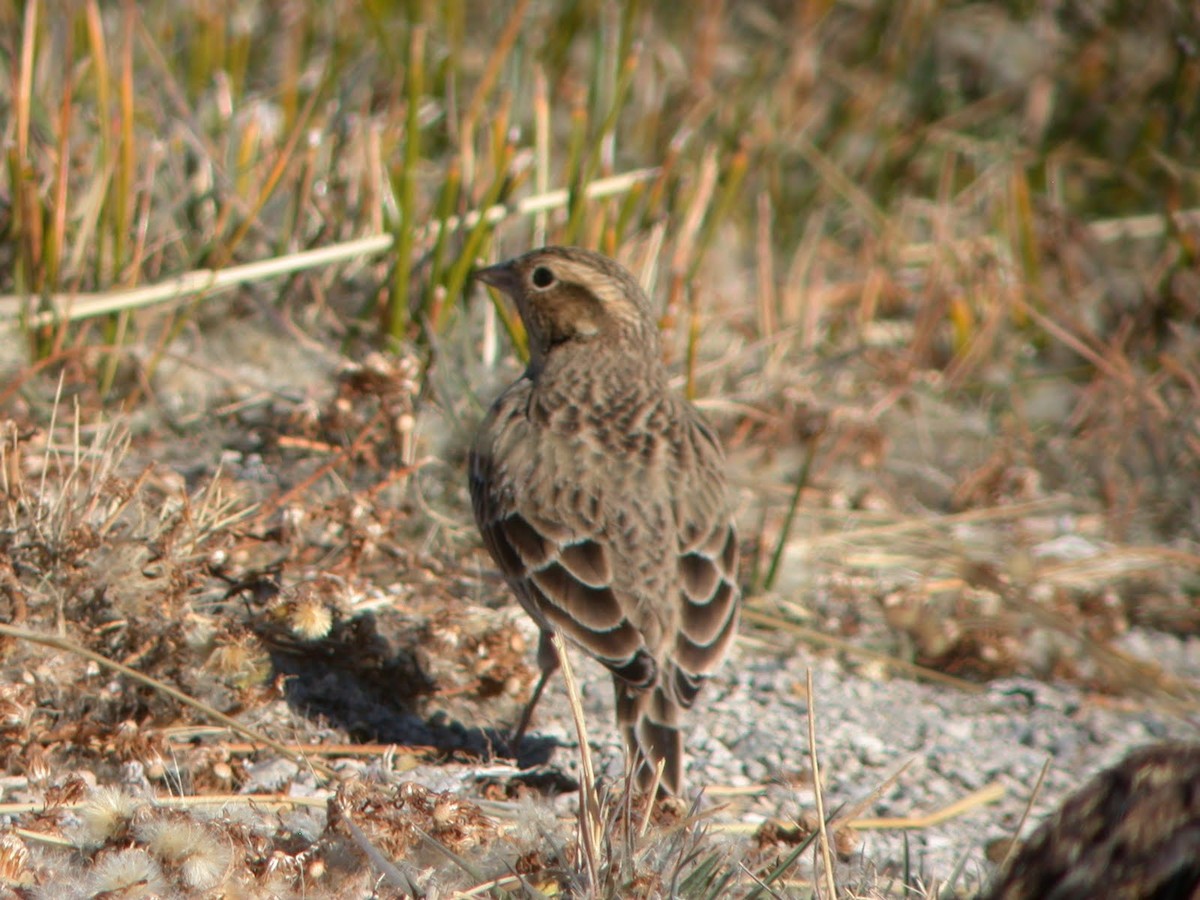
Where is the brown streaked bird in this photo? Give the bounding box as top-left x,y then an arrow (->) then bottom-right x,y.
980,741 -> 1200,900
469,246 -> 740,795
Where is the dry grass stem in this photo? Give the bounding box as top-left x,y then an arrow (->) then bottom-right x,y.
805,668 -> 838,899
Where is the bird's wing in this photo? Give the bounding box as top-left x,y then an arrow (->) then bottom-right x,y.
668,411 -> 740,709
469,395 -> 657,688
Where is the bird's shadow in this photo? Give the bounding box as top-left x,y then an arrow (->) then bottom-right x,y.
261,612 -> 561,769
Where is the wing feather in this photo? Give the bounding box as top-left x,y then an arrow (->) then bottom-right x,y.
670,413 -> 741,688
470,395 -> 657,687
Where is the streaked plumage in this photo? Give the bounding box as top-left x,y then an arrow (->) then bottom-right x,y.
982,742 -> 1200,900
469,246 -> 739,795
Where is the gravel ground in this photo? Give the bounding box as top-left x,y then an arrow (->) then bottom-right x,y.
432,613 -> 1200,891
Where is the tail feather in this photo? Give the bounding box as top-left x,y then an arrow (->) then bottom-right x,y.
615,672 -> 686,796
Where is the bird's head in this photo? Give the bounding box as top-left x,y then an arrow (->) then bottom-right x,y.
474,246 -> 659,369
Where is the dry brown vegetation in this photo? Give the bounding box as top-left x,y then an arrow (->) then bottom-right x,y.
1,1 -> 1198,897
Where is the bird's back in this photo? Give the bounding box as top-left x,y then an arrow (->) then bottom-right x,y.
472,359 -> 686,654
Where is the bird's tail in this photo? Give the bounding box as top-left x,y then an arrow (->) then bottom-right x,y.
614,673 -> 685,796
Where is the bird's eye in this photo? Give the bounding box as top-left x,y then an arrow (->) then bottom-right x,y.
531,266 -> 555,289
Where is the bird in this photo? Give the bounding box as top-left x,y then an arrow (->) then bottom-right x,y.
980,741 -> 1200,900
468,245 -> 740,796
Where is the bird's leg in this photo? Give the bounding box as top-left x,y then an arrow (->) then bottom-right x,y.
508,669 -> 550,759
508,630 -> 560,758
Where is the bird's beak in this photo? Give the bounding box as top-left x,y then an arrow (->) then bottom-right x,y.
473,262 -> 520,295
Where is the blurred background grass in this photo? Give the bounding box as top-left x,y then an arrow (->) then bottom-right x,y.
4,2 -> 1196,326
